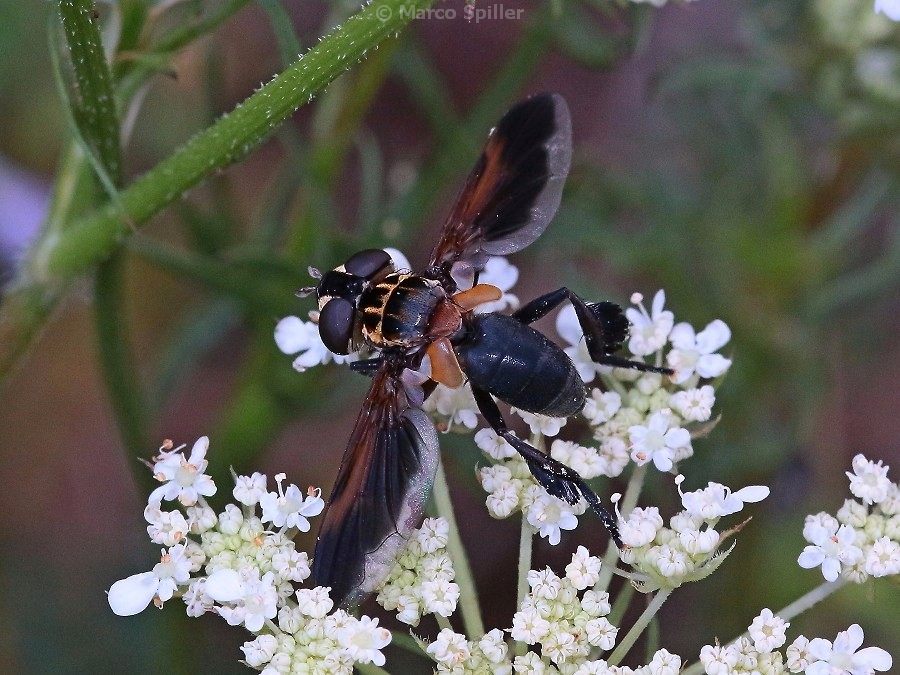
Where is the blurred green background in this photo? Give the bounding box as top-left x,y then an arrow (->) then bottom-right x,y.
0,0 -> 897,672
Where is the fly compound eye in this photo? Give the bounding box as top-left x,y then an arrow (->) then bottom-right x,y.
344,249 -> 393,279
319,298 -> 356,355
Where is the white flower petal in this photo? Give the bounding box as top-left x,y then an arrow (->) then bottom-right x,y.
274,316 -> 313,354
821,556 -> 841,582
556,305 -> 583,346
835,623 -> 865,654
696,353 -> 732,379
205,569 -> 244,602
651,289 -> 666,316
875,0 -> 900,21
854,646 -> 893,671
695,320 -> 731,353
798,547 -> 826,569
805,662 -> 832,675
480,256 -> 518,291
188,436 -> 209,462
653,452 -> 674,472
807,637 -> 833,661
108,572 -> 159,616
669,323 -> 696,350
732,485 -> 770,503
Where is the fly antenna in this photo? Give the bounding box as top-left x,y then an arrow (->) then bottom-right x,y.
296,286 -> 316,298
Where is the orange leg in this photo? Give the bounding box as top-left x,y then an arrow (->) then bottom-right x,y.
452,284 -> 502,311
427,338 -> 464,388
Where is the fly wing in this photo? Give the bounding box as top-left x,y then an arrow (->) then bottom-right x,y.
427,93 -> 572,286
311,363 -> 440,608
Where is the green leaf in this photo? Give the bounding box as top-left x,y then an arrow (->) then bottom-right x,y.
126,238 -> 297,315
551,4 -> 619,69
150,298 -> 241,409
257,0 -> 303,68
94,251 -> 151,483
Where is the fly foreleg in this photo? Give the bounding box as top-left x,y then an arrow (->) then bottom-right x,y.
470,385 -> 623,548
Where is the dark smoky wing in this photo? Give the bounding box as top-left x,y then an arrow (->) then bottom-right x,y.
427,93 -> 572,282
311,364 -> 439,608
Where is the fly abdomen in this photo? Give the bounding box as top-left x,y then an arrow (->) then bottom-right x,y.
360,274 -> 443,347
456,313 -> 585,417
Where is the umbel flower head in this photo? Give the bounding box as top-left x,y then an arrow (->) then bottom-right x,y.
701,611 -> 892,675
107,437 -> 393,674
798,454 -> 899,583
109,272 -> 896,673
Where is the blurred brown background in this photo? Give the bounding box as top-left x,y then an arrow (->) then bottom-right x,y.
1,0 -> 898,672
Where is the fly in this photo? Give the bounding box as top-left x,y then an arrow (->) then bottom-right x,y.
295,94 -> 672,608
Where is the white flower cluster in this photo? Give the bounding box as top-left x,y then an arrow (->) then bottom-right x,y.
375,517 -> 461,625
424,546 -> 684,674
798,454 -> 899,583
564,291 -> 730,475
700,610 -> 892,674
613,475 -> 768,591
108,438 -> 392,673
510,547 -> 616,665
426,627 -> 511,673
474,290 -> 731,546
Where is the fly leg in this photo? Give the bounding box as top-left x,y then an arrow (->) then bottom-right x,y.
471,385 -> 622,548
512,288 -> 671,375
349,357 -> 384,377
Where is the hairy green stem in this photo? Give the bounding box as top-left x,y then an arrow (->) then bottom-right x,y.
58,0 -> 122,182
432,457 -> 485,638
607,588 -> 672,666
680,578 -> 850,675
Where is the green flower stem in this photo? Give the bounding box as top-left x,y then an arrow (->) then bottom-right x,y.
679,578 -> 850,675
645,615 -> 660,663
598,464 -> 648,592
621,464 -> 647,514
608,580 -> 635,626
433,457 -> 485,638
389,630 -> 426,657
58,0 -> 122,183
606,588 -> 672,666
514,518 -> 535,657
774,577 -> 849,622
94,251 -> 150,481
0,0 -> 436,387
